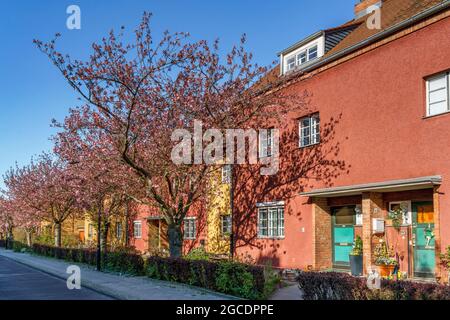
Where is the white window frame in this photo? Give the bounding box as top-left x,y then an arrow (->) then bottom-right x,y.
259,129 -> 275,158
426,72 -> 450,117
88,223 -> 94,238
133,220 -> 142,239
183,217 -> 196,240
389,201 -> 412,226
257,206 -> 285,239
221,165 -> 231,184
221,215 -> 232,236
299,114 -> 320,148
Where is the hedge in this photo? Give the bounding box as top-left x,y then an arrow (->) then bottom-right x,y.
146,256 -> 265,299
297,271 -> 450,300
32,244 -> 145,275
0,240 -> 5,248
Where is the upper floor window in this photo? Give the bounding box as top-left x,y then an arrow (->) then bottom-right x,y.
299,114 -> 320,147
259,129 -> 275,158
183,218 -> 196,240
426,72 -> 450,117
133,221 -> 142,239
221,215 -> 232,236
258,206 -> 285,239
285,44 -> 320,73
222,165 -> 231,184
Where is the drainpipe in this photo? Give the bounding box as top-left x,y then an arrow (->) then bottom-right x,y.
229,164 -> 235,259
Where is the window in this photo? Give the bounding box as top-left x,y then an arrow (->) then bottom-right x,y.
221,215 -> 232,236
389,201 -> 412,226
183,218 -> 196,240
88,224 -> 94,238
133,221 -> 142,239
299,114 -> 320,147
426,72 -> 450,116
308,45 -> 318,60
222,165 -> 231,184
285,43 -> 320,73
286,56 -> 296,71
258,206 -> 284,238
116,222 -> 122,239
296,51 -> 307,65
259,129 -> 275,158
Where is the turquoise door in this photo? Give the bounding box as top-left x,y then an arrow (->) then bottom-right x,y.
412,202 -> 435,279
332,206 -> 355,268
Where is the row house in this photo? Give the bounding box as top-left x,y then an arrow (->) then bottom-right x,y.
128,0 -> 450,282
233,0 -> 450,281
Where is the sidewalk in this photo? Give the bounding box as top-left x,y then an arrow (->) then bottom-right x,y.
0,249 -> 234,300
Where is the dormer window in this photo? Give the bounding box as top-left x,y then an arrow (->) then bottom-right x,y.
286,56 -> 296,72
280,34 -> 325,75
308,45 -> 318,60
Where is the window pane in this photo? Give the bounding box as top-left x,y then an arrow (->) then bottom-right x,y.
297,51 -> 307,65
429,74 -> 447,91
429,101 -> 448,116
429,88 -> 448,104
308,46 -> 318,60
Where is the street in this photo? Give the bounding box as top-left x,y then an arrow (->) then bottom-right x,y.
0,256 -> 112,300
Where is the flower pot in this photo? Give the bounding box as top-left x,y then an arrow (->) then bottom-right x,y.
350,254 -> 363,276
378,264 -> 396,277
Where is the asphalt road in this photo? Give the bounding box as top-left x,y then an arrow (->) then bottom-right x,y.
0,256 -> 113,300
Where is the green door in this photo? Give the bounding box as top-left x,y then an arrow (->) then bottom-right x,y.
332,206 -> 355,268
412,202 -> 435,279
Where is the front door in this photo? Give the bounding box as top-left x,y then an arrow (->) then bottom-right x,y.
332,206 -> 356,269
412,202 -> 435,279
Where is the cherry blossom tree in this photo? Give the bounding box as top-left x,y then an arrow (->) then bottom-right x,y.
3,154 -> 79,247
35,13 -> 303,257
0,196 -> 14,243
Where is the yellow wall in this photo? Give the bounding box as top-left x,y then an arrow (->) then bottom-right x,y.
206,167 -> 231,255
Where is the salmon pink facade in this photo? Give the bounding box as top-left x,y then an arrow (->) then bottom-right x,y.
233,0 -> 450,281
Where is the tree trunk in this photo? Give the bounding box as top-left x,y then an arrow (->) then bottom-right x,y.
54,223 -> 62,247
26,230 -> 32,247
101,221 -> 109,258
167,223 -> 182,258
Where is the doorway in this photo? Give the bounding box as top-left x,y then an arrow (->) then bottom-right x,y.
332,206 -> 356,269
412,202 -> 435,279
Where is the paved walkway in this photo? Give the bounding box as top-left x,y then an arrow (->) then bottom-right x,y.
269,282 -> 303,300
0,249 -> 233,300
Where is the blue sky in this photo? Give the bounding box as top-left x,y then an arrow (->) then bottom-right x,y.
0,0 -> 356,188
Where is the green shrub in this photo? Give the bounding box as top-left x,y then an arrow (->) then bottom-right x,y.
185,247 -> 211,261
216,261 -> 258,299
105,246 -> 145,275
12,241 -> 29,253
146,256 -> 265,299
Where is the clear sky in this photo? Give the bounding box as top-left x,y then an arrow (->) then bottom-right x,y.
0,0 -> 356,188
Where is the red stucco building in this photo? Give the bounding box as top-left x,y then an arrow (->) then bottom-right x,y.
232,0 -> 450,281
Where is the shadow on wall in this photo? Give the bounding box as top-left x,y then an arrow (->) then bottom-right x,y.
233,111 -> 351,265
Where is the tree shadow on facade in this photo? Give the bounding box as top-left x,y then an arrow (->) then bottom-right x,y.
232,113 -> 350,265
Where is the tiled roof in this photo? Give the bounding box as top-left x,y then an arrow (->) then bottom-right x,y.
325,0 -> 446,57
258,0 -> 448,90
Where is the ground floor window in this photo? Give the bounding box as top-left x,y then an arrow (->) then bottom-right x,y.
221,215 -> 231,236
258,206 -> 284,238
133,221 -> 142,239
183,218 -> 196,240
116,222 -> 122,239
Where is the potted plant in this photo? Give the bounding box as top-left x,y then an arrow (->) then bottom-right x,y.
349,236 -> 363,276
374,241 -> 398,277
